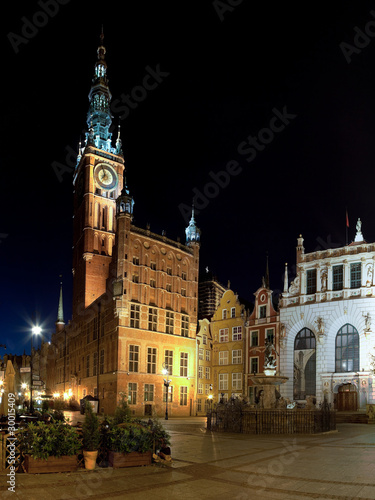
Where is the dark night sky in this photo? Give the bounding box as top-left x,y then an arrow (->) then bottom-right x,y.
2,0 -> 375,355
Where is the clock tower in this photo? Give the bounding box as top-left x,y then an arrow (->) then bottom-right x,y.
72,32 -> 124,318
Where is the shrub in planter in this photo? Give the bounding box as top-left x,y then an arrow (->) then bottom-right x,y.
107,423 -> 153,454
18,421 -> 82,460
82,402 -> 100,470
107,423 -> 154,468
147,419 -> 171,452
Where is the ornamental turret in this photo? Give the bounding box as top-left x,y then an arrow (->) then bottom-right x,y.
55,279 -> 65,334
85,29 -> 119,154
116,177 -> 134,218
185,206 -> 201,246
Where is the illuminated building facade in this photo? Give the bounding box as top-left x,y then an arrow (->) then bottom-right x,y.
210,290 -> 246,404
196,318 -> 213,415
280,223 -> 375,410
51,34 -> 200,416
245,285 -> 280,404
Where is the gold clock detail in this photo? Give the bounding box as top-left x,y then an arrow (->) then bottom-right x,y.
94,163 -> 118,191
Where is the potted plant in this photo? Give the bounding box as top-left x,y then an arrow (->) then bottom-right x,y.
18,421 -> 81,473
82,401 -> 100,470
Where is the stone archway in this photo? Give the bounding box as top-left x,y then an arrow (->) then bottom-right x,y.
294,328 -> 316,400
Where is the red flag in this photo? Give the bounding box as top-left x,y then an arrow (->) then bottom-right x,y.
346,210 -> 349,227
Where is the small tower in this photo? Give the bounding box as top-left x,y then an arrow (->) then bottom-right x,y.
296,234 -> 304,264
112,179 -> 135,301
185,206 -> 201,246
116,177 -> 134,218
55,278 -> 65,333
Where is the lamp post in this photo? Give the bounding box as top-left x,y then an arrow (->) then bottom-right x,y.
162,363 -> 171,420
30,326 -> 41,414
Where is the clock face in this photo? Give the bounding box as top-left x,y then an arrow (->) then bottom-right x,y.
94,163 -> 118,191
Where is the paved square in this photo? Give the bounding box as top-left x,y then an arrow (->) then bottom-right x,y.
2,419 -> 375,499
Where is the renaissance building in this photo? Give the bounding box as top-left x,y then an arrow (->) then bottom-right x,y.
50,34 -> 200,416
279,221 -> 375,410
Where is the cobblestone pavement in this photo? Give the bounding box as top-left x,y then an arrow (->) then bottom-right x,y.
1,418 -> 375,499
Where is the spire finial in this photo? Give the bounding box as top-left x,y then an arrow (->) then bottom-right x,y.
56,276 -> 65,325
283,263 -> 288,293
185,204 -> 201,246
265,251 -> 270,289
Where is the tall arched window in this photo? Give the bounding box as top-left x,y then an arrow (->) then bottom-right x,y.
335,324 -> 359,372
294,328 -> 316,400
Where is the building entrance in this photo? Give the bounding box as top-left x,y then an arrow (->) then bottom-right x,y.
337,383 -> 358,411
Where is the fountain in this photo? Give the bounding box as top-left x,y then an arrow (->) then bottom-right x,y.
250,339 -> 288,409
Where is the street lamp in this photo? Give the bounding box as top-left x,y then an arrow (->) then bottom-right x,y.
162,363 -> 171,421
30,326 -> 41,414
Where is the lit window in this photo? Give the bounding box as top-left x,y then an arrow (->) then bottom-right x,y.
181,315 -> 189,337
219,351 -> 228,365
266,329 -> 274,343
232,349 -> 242,364
166,312 -> 174,334
232,326 -> 242,341
164,350 -> 173,375
219,328 -> 229,342
232,373 -> 242,390
148,308 -> 157,331
147,347 -> 157,374
335,324 -> 359,372
180,386 -> 188,406
218,373 -> 228,391
129,345 -> 139,373
306,269 -> 317,294
130,304 -> 140,327
180,352 -> 188,377
259,306 -> 266,319
144,384 -> 154,402
250,357 -> 258,374
333,265 -> 343,291
128,383 -> 137,405
350,263 -> 361,289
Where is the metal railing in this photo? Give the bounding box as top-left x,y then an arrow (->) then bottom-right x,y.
207,405 -> 336,434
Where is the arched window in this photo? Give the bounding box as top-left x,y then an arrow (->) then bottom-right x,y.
294,328 -> 316,400
335,324 -> 359,372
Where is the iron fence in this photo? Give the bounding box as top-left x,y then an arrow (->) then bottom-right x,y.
207,406 -> 336,434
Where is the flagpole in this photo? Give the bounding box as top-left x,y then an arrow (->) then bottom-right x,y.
345,208 -> 349,245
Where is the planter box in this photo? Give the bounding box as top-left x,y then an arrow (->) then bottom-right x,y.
108,450 -> 152,468
24,454 -> 78,473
